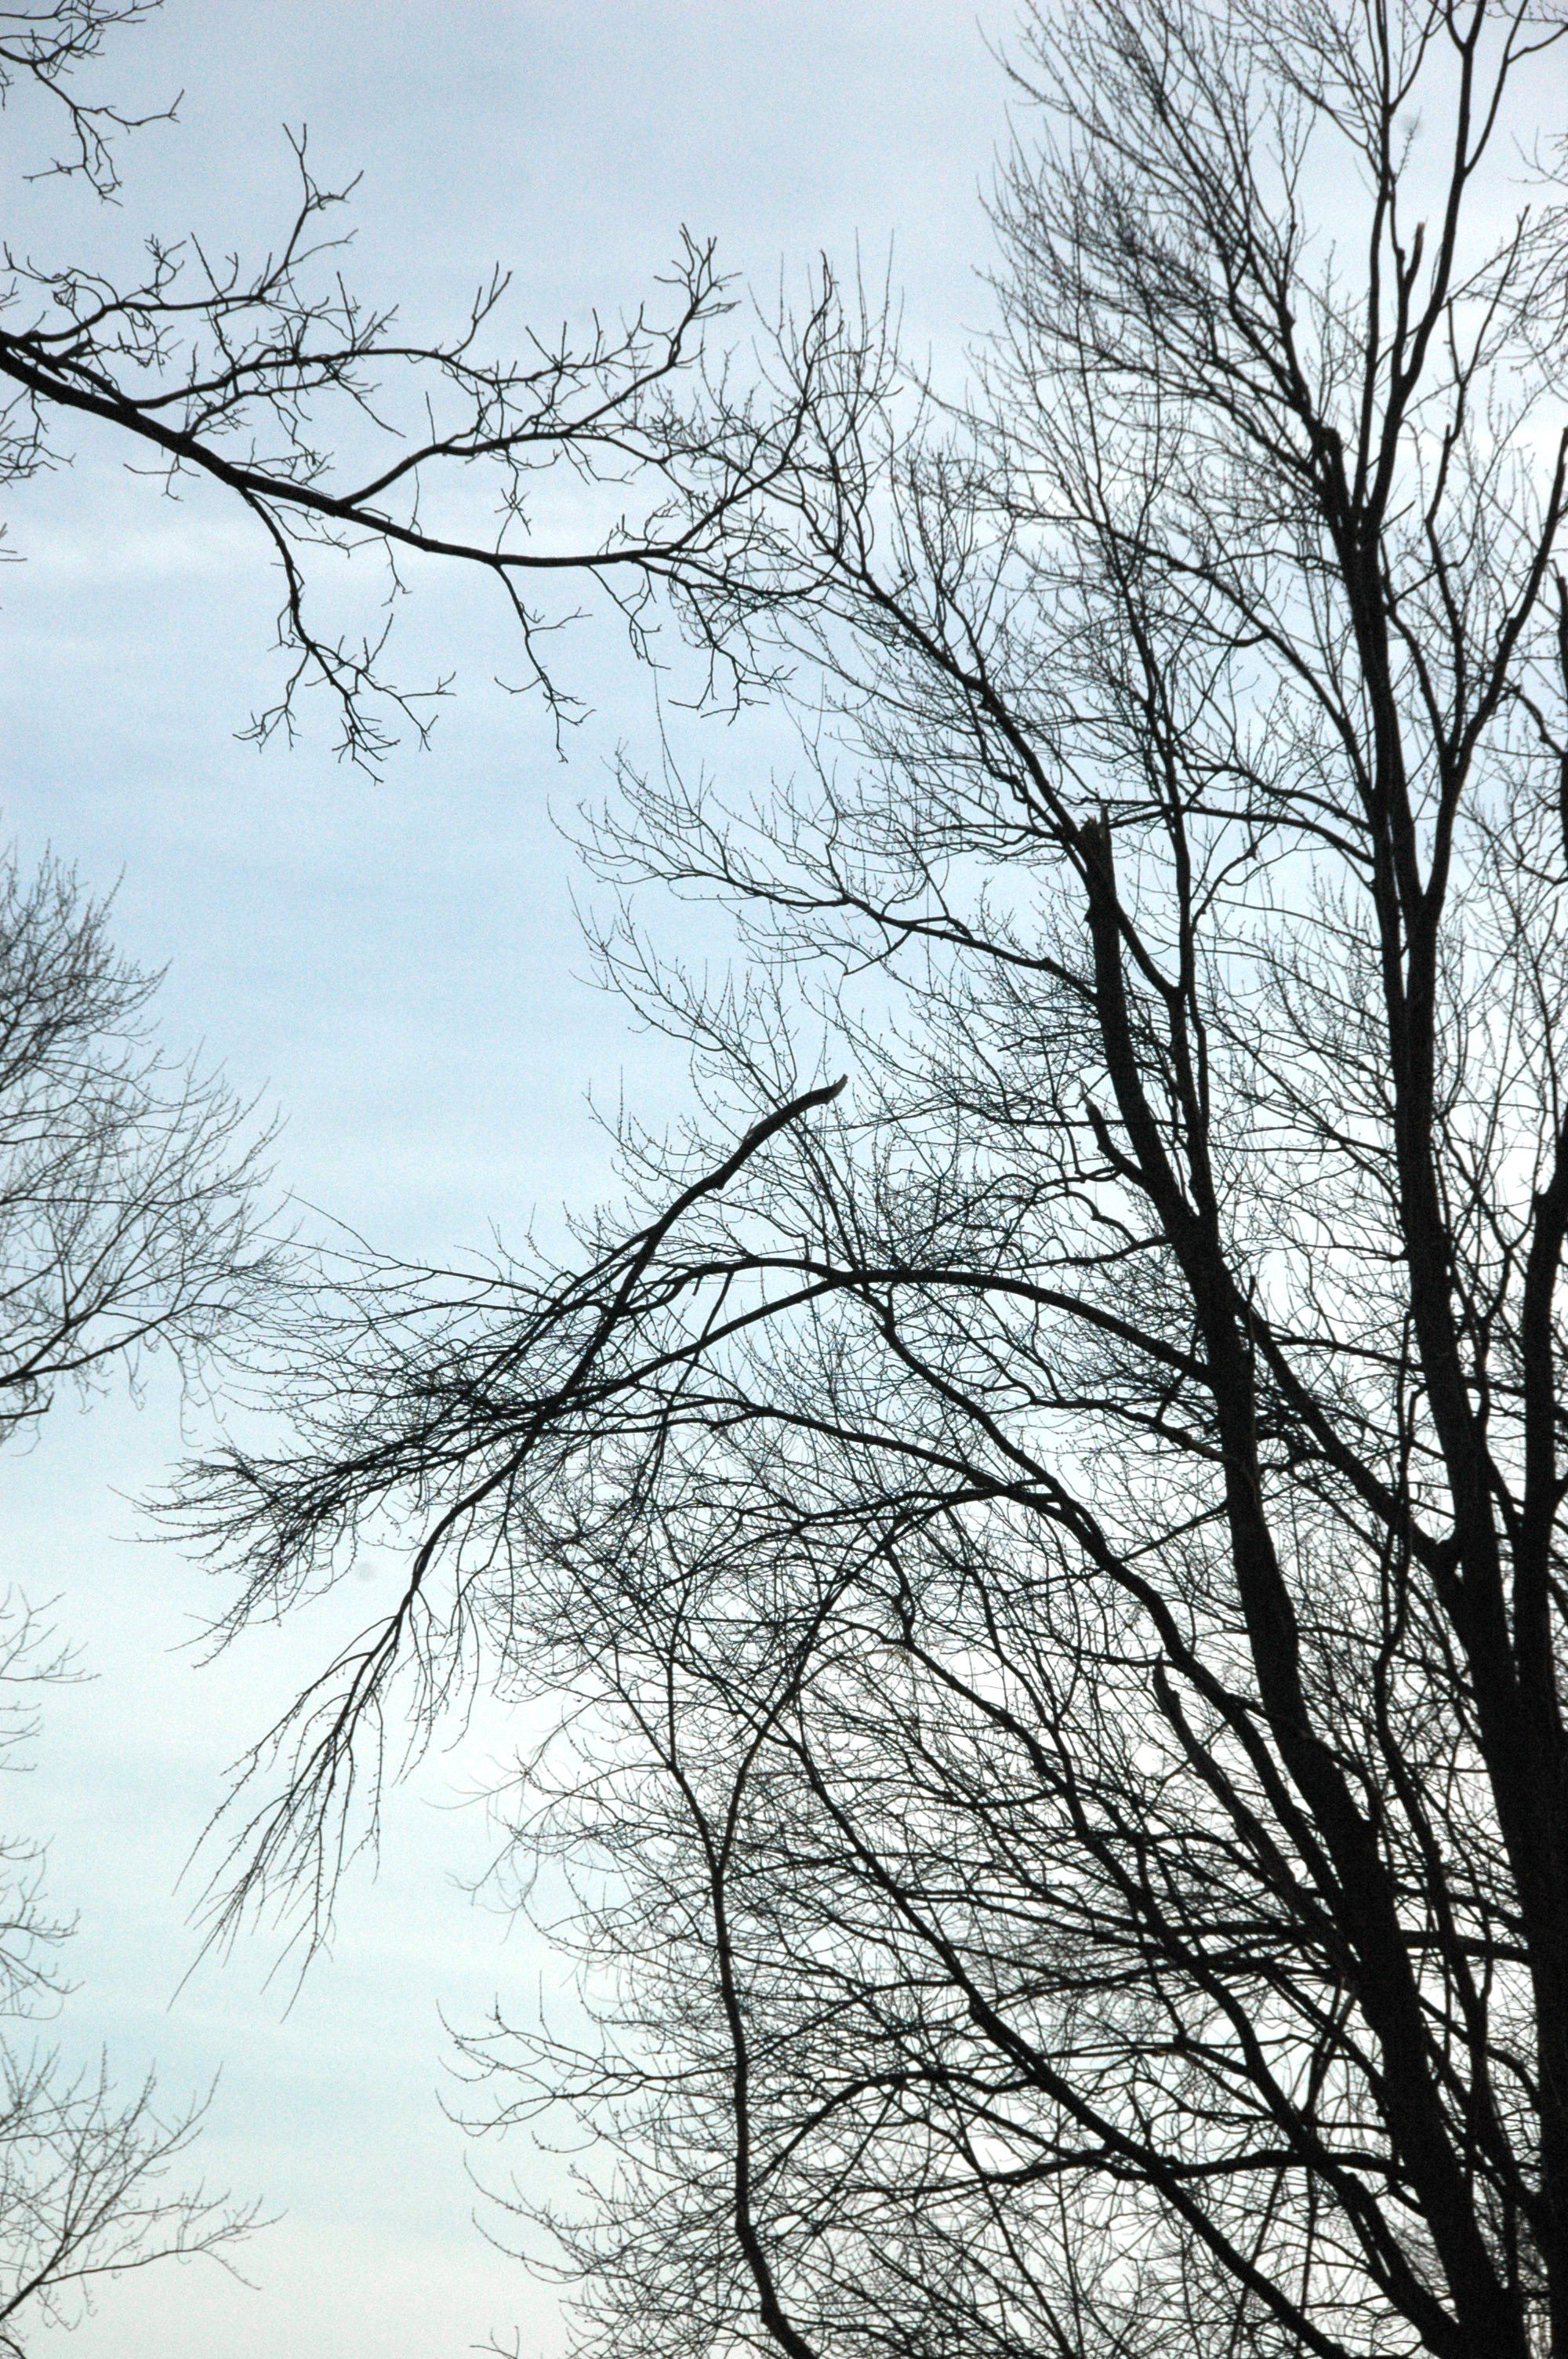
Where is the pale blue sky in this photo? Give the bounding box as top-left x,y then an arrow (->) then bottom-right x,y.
0,7 -> 1010,2354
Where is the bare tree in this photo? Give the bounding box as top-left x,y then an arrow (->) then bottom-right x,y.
177,4 -> 1568,2357
0,841 -> 270,2345
0,1597 -> 258,2354
0,844 -> 275,1430
0,2 -> 817,767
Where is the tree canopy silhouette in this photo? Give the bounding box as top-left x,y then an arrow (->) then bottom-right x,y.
182,5 -> 1568,2357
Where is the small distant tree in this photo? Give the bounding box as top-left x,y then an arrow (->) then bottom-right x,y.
0,1596 -> 258,2354
0,841 -> 270,2346
180,4 -> 1568,2359
0,844 -> 274,1428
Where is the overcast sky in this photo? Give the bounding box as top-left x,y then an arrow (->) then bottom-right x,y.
0,8 -> 1011,2354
